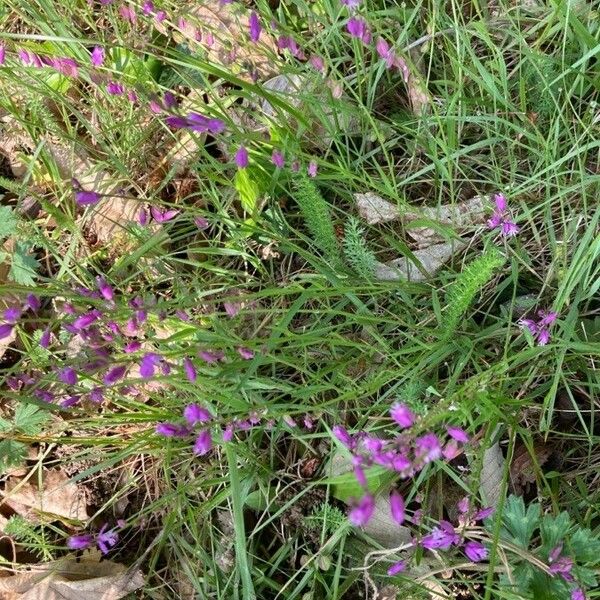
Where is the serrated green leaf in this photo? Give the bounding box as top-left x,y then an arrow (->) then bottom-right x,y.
0,439 -> 28,469
0,205 -> 18,240
573,565 -> 597,588
570,527 -> 600,563
500,495 -> 540,548
0,417 -> 12,432
539,511 -> 572,553
14,403 -> 49,434
9,242 -> 39,286
234,168 -> 260,214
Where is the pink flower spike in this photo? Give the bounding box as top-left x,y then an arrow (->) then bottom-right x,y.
389,490 -> 405,525
348,494 -> 375,527
446,426 -> 469,443
390,403 -> 414,428
464,541 -> 488,562
387,560 -> 406,576
193,430 -> 213,455
91,46 -> 105,67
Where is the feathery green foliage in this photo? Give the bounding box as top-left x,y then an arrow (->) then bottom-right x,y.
343,217 -> 377,279
293,176 -> 340,265
441,247 -> 506,339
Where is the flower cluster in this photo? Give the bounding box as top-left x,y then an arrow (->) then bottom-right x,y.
68,522 -> 122,554
0,294 -> 41,340
487,193 -> 519,237
519,309 -> 558,346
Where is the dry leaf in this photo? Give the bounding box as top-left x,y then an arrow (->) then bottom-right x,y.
479,439 -> 505,511
375,241 -> 466,282
174,2 -> 279,82
362,494 -> 412,549
510,441 -> 553,495
407,69 -> 432,116
0,550 -> 143,599
0,117 -> 33,179
1,469 -> 88,522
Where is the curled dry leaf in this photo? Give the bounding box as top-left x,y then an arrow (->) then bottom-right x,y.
0,549 -> 143,600
362,493 -> 412,549
354,193 -> 401,225
173,1 -> 279,82
375,241 -> 466,282
1,468 -> 88,523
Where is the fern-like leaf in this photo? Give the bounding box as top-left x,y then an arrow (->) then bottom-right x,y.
293,176 -> 340,264
343,217 -> 377,279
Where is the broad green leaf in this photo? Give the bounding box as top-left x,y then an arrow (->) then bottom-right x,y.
14,403 -> 49,434
539,511 -> 571,553
570,527 -> 600,563
324,464 -> 395,503
235,169 -> 260,214
500,495 -> 540,548
0,439 -> 27,470
9,242 -> 40,286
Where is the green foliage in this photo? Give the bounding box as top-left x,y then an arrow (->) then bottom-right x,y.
500,495 -> 541,549
0,205 -> 18,240
343,217 -> 377,279
0,404 -> 49,471
9,241 -> 40,286
4,516 -> 53,560
441,247 -> 505,338
304,503 -> 347,536
293,176 -> 340,265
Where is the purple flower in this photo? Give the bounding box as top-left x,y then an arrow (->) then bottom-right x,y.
376,38 -> 395,68
119,5 -> 137,22
89,387 -> 104,403
61,395 -> 80,408
103,365 -> 127,385
549,544 -> 563,563
332,425 -> 354,449
155,10 -> 166,22
156,422 -> 189,437
415,432 -> 442,462
222,424 -> 234,442
387,560 -> 406,576
184,403 -> 212,426
0,323 -> 14,339
237,346 -> 254,360
194,216 -> 209,230
139,352 -> 161,378
422,521 -> 459,550
142,0 -> 154,15
150,206 -> 179,223
249,11 -> 261,42
0,46 -> 5,66
457,497 -> 470,514
40,327 -> 51,348
571,589 -> 585,600
183,357 -> 197,382
487,193 -> 519,236
4,307 -> 21,323
341,0 -> 361,7
149,98 -> 163,113
390,403 -> 414,428
348,494 -> 375,527
474,506 -> 494,521
354,465 -> 367,487
67,534 -> 94,550
223,301 -> 241,317
127,90 -> 138,103
199,349 -> 225,363
91,45 -> 105,67
166,112 -> 225,134
97,524 -> 119,554
548,555 -> 574,581
73,309 -> 102,330
519,309 -> 558,346
309,54 -> 325,72
307,161 -> 318,178
271,150 -> 285,168
96,277 -> 114,302
464,541 -> 488,562
235,145 -> 249,169
25,294 -> 41,312
346,17 -> 371,44
193,430 -> 213,455
389,490 -> 405,525
446,426 -> 469,443
75,189 -> 101,205
107,81 -> 124,95
58,367 -> 78,386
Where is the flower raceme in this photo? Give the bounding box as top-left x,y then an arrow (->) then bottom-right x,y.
487,193 -> 519,237
519,309 -> 558,346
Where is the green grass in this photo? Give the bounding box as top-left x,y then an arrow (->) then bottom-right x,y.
0,0 -> 599,598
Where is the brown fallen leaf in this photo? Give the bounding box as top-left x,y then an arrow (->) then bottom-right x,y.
1,468 -> 88,523
0,549 -> 144,599
510,441 -> 553,495
375,241 -> 466,282
173,1 -> 279,82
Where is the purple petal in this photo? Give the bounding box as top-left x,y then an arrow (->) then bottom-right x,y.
165,115 -> 189,129
249,11 -> 261,42
415,432 -> 442,462
58,367 -> 78,386
271,150 -> 285,168
139,352 -> 160,378
387,560 -> 406,576
156,422 -> 189,437
464,541 -> 488,562
39,327 -> 51,348
493,193 -> 507,213
307,161 -> 318,178
348,494 -> 375,527
75,190 -> 101,205
237,346 -> 254,360
183,357 -> 197,382
474,506 -> 494,521
107,81 -> 124,95
183,403 -> 212,426
389,490 -> 405,525
193,430 -> 213,455
332,425 -> 354,449
501,221 -> 520,236
571,589 -> 585,600
235,146 -> 249,169
25,294 -> 41,312
161,209 -> 179,222
103,365 -> 127,385
446,426 -> 469,443
194,216 -> 210,230
390,403 -> 414,428
199,349 -> 225,364
537,328 -> 551,346
0,323 -> 14,339
67,534 -> 94,550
